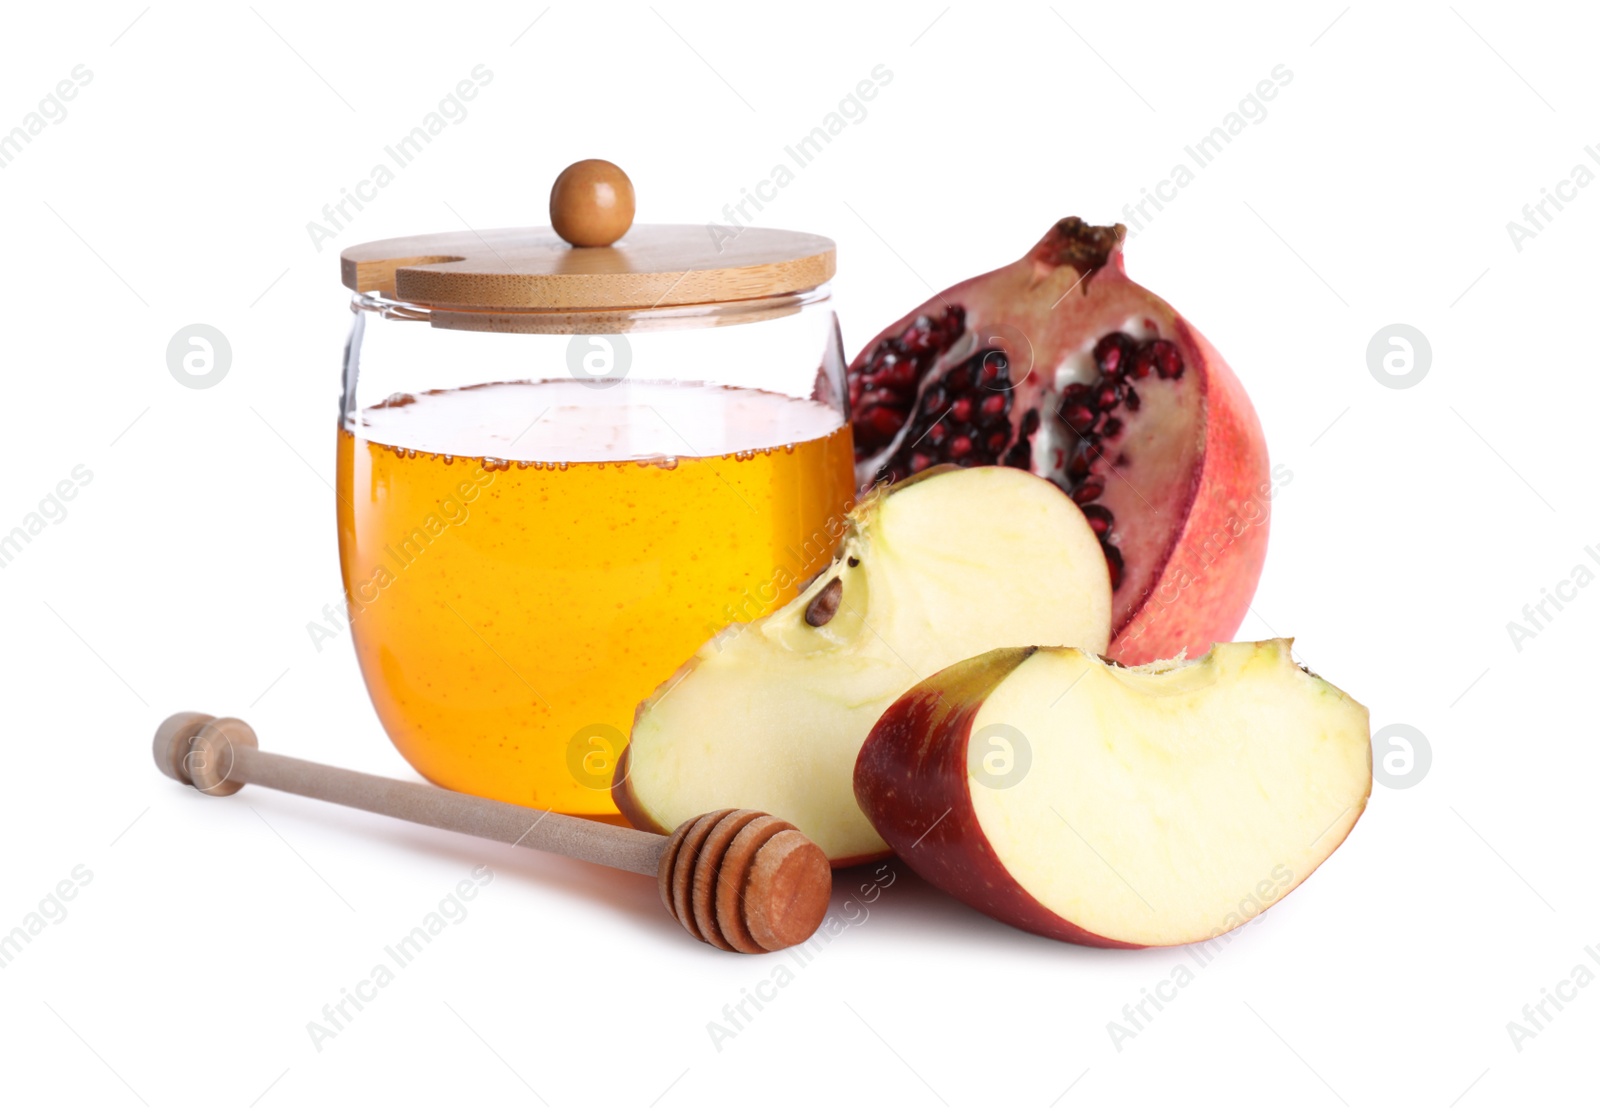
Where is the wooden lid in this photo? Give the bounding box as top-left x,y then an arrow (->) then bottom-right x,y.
344,162 -> 832,313
341,225 -> 836,311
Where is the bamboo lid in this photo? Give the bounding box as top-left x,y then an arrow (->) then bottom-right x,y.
341,160 -> 835,312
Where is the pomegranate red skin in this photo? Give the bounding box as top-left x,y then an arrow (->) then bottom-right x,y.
853,647 -> 1141,948
848,221 -> 1272,665
1107,324 -> 1270,664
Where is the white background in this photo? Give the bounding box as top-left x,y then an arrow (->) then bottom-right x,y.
1,2 -> 1593,1110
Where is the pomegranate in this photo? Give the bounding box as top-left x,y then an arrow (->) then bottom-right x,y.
847,218 -> 1271,664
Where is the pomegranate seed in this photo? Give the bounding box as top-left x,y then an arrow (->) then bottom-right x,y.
874,353 -> 917,390
1103,543 -> 1124,589
981,394 -> 1008,417
1061,382 -> 1090,403
864,406 -> 902,438
978,351 -> 1007,384
1100,416 -> 1123,438
987,430 -> 1008,452
1021,408 -> 1041,435
1072,481 -> 1104,504
921,386 -> 947,414
1093,332 -> 1132,375
1124,386 -> 1141,412
1080,504 -> 1114,535
1062,404 -> 1095,432
1129,343 -> 1156,379
910,452 -> 933,471
950,397 -> 973,423
901,316 -> 935,351
869,342 -> 905,374
926,422 -> 949,446
1096,384 -> 1121,410
949,435 -> 973,459
1151,339 -> 1184,379
939,305 -> 966,339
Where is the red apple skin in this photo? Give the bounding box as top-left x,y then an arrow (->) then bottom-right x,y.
1109,323 -> 1271,665
853,647 -> 1141,948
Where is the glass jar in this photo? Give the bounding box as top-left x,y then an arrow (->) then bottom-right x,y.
337,212 -> 852,820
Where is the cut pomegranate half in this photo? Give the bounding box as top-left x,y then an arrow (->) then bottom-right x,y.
847,219 -> 1271,663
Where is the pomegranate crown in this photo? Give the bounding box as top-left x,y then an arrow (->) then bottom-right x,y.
1031,217 -> 1127,275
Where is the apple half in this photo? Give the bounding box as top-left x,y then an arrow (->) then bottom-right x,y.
854,640 -> 1372,946
615,466 -> 1113,865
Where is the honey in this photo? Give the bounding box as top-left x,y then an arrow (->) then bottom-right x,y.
336,379 -> 855,818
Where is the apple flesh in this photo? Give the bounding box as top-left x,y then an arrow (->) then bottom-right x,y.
615,466 -> 1113,865
854,639 -> 1371,946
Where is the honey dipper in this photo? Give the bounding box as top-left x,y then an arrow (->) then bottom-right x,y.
152,713 -> 831,953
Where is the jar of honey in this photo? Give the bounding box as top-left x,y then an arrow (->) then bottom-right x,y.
336,163 -> 854,820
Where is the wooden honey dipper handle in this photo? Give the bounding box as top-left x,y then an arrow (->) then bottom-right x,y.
152,713 -> 831,954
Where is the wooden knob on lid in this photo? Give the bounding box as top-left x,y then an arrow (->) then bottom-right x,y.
550,159 -> 636,247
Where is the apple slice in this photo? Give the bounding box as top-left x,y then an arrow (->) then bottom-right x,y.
615,466 -> 1113,865
854,640 -> 1371,946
